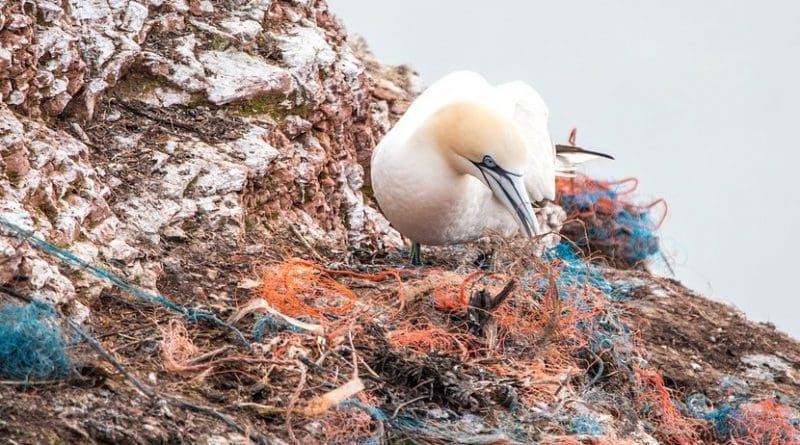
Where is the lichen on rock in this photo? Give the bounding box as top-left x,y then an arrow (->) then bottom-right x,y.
1,0 -> 416,315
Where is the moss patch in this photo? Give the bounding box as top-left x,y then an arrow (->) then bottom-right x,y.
228,91 -> 308,120
37,199 -> 59,224
113,69 -> 175,100
361,185 -> 375,200
7,170 -> 22,187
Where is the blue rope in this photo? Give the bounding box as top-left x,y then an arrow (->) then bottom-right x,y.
252,314 -> 308,340
0,216 -> 249,347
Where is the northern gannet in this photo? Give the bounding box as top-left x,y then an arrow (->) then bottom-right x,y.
371,71 -> 611,264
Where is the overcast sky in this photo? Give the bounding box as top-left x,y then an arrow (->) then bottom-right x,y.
328,1 -> 800,338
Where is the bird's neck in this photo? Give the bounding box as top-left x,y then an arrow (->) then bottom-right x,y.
406,125 -> 465,176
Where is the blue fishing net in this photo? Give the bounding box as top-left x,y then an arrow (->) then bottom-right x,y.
557,177 -> 663,268
0,216 -> 248,347
545,242 -> 629,300
0,302 -> 72,381
567,415 -> 604,436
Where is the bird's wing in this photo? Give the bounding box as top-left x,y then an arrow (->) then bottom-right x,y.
495,80 -> 556,202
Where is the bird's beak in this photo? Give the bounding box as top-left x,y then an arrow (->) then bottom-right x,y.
476,165 -> 541,237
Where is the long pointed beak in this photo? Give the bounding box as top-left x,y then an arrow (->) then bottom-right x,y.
478,166 -> 541,237
554,144 -> 615,161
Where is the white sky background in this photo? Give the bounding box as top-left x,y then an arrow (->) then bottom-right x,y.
328,0 -> 800,338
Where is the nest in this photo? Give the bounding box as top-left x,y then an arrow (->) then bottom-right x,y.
2,177 -> 799,445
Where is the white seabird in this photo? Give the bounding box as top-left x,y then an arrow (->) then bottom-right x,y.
371,71 -> 611,263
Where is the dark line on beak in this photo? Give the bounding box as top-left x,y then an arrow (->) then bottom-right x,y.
472,160 -> 536,237
484,170 -> 534,237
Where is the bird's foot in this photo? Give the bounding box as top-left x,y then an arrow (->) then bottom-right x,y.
409,241 -> 423,267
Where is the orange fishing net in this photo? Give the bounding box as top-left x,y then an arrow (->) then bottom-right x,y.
260,258 -> 405,319
732,399 -> 800,445
634,365 -> 705,445
556,176 -> 668,229
432,282 -> 466,312
388,320 -> 472,358
160,319 -> 201,373
319,408 -> 377,444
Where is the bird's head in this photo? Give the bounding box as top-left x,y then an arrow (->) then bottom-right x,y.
426,101 -> 541,236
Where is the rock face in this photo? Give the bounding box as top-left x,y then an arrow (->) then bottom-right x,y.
4,2 -> 800,445
0,105 -> 125,311
1,0 -> 414,311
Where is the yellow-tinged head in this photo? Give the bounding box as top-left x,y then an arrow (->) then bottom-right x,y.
422,101 -> 541,236
427,101 -> 529,175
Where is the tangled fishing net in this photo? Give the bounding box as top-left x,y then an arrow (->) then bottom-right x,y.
0,302 -> 72,381
211,172 -> 799,443
4,170 -> 800,444
688,394 -> 800,444
556,175 -> 667,269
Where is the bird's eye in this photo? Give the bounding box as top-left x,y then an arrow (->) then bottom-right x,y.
482,155 -> 496,168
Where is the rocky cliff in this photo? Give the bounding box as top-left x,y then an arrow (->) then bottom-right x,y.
1,1 -> 799,444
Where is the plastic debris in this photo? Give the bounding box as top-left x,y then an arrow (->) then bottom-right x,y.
0,302 -> 71,381
556,176 -> 666,268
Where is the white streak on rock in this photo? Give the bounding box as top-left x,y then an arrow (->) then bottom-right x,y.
223,126 -> 279,177
199,49 -> 295,105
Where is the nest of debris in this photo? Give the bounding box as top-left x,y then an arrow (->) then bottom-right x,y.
2,176 -> 800,445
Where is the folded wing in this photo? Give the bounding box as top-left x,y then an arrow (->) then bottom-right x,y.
495,80 -> 556,203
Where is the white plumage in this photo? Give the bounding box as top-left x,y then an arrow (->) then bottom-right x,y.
371,70 -> 609,249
